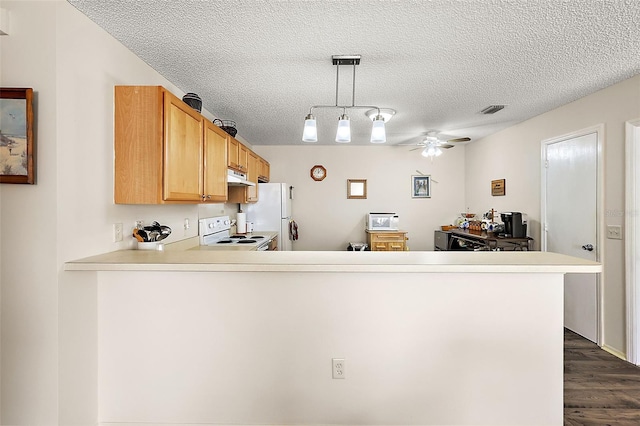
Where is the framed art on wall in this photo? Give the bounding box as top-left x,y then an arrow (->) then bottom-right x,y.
412,175 -> 430,198
491,179 -> 506,196
347,179 -> 367,199
0,88 -> 35,184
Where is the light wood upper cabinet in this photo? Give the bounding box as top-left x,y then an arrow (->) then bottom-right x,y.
227,137 -> 249,173
238,142 -> 249,172
258,157 -> 270,183
163,92 -> 204,202
114,86 -> 227,204
203,120 -> 228,202
115,85 -> 268,205
246,151 -> 259,202
227,137 -> 240,170
228,150 -> 260,203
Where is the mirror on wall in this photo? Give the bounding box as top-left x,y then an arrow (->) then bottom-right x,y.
347,179 -> 367,199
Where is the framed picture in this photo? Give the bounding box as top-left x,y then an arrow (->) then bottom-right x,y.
347,179 -> 367,199
412,175 -> 431,198
1,88 -> 35,184
491,179 -> 506,196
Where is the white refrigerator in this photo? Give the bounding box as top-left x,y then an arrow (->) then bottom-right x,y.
245,183 -> 293,251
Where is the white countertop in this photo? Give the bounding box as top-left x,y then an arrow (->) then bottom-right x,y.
64,250 -> 601,273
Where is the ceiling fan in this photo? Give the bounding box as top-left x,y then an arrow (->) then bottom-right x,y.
400,131 -> 471,157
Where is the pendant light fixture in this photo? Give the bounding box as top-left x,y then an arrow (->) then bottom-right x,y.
302,55 -> 394,144
302,113 -> 317,142
335,111 -> 351,143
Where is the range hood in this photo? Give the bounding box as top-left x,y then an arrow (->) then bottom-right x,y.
227,169 -> 256,187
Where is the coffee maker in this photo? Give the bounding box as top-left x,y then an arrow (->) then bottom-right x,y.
500,212 -> 526,238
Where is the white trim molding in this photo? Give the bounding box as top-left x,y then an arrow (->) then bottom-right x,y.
625,118 -> 640,365
541,124 -> 605,346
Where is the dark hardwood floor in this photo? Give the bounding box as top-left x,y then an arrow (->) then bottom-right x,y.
564,328 -> 640,425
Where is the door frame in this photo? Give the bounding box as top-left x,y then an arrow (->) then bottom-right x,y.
540,124 -> 605,346
625,118 -> 640,364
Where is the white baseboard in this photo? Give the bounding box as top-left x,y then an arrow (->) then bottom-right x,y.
602,343 -> 627,361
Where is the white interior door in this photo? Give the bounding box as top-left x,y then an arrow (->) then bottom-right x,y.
543,130 -> 600,343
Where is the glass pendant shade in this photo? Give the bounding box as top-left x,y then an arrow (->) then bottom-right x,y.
370,115 -> 386,143
335,114 -> 351,143
302,114 -> 318,142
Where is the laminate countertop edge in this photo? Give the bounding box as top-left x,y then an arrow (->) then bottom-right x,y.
64,250 -> 602,274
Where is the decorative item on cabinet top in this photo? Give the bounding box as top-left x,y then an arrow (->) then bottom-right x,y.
213,119 -> 237,137
182,93 -> 202,113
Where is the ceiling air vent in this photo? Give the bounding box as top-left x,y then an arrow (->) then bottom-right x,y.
480,105 -> 506,115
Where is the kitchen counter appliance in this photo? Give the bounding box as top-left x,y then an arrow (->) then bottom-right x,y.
199,215 -> 271,250
366,213 -> 399,231
500,212 -> 526,238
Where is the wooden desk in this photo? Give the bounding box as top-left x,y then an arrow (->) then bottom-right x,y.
448,229 -> 533,251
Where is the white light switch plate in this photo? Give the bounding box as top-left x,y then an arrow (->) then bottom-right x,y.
607,225 -> 622,240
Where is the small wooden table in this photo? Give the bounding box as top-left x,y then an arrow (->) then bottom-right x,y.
448,229 -> 533,251
366,230 -> 408,251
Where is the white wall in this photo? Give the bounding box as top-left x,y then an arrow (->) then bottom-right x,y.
464,74 -> 640,355
0,2 -> 59,423
98,270 -> 564,425
1,1 -> 212,424
254,145 -> 466,251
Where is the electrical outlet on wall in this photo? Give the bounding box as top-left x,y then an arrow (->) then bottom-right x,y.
113,223 -> 123,242
332,358 -> 345,379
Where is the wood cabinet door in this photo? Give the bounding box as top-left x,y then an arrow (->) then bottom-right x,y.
246,151 -> 259,202
238,143 -> 249,173
203,120 -> 228,202
163,92 -> 203,201
227,137 -> 239,170
258,157 -> 270,182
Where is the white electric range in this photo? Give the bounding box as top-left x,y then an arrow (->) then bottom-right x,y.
198,215 -> 271,251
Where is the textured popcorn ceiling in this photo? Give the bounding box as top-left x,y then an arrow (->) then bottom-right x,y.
68,0 -> 640,146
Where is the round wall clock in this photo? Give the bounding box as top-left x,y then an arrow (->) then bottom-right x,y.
310,165 -> 327,181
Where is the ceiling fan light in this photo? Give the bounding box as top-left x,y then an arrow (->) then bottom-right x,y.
302,114 -> 318,142
370,115 -> 386,143
335,114 -> 351,143
421,144 -> 442,158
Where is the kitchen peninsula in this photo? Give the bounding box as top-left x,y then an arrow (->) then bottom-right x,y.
65,250 -> 599,425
